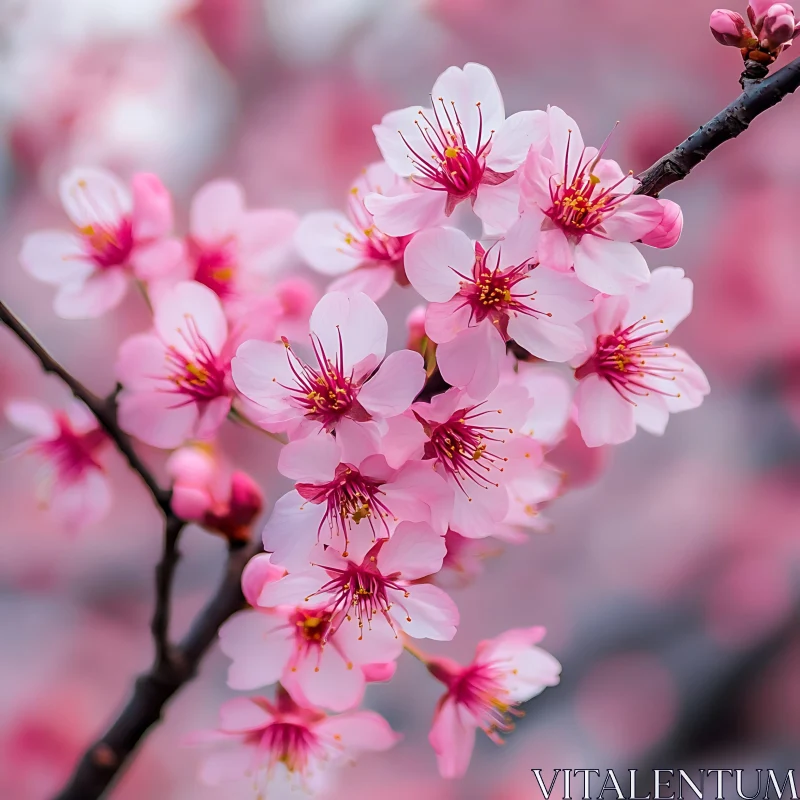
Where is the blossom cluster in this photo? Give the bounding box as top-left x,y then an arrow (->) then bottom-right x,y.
711,0 -> 800,62
9,62 -> 709,793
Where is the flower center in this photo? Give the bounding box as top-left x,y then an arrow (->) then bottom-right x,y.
79,219 -> 134,269
418,403 -> 510,491
163,315 -> 228,403
39,414 -> 105,481
452,244 -> 546,332
574,316 -> 682,404
453,662 -> 522,744
295,464 -> 393,557
546,130 -> 632,238
257,721 -> 323,776
306,540 -> 410,643
280,333 -> 369,430
191,238 -> 238,299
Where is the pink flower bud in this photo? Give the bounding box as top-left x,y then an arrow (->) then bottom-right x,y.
170,484 -> 212,522
710,9 -> 750,46
640,199 -> 684,249
362,662 -> 397,683
405,304 -> 427,352
241,553 -> 284,607
764,2 -> 797,44
204,471 -> 264,542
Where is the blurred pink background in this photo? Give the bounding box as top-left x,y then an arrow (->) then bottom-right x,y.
2,0 -> 800,797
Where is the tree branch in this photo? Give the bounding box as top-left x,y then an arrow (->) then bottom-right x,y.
40,52 -> 800,800
635,54 -> 800,197
0,300 -> 172,514
52,541 -> 256,800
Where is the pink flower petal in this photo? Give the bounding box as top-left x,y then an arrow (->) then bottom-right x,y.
53,269 -> 128,319
487,109 -> 549,172
364,189 -> 445,237
473,173 -> 522,236
379,520 -> 446,580
573,373 -> 636,447
316,710 -> 401,753
261,492 -> 326,573
390,583 -> 458,640
404,226 -> 473,302
130,238 -> 185,281
20,230 -> 94,286
295,211 -> 362,275
600,195 -> 664,243
218,696 -> 274,733
429,698 -> 478,779
573,237 -> 650,295
373,106 -> 430,178
328,265 -> 395,301
358,350 -> 425,418
131,173 -> 174,239
155,280 -> 228,356
190,180 -> 245,242
538,227 -> 574,272
117,389 -> 199,449
277,434 -> 340,483
5,400 -> 58,439
436,321 -> 504,401
219,611 -> 293,690
58,167 -> 132,229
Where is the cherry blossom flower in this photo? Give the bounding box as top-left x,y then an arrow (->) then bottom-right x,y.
406,384 -> 544,539
4,399 -> 110,531
262,433 -> 453,571
369,63 -> 548,236
295,162 -> 422,301
572,267 -> 710,447
182,180 -> 299,310
232,291 -> 425,448
219,597 -> 402,711
404,214 -> 595,399
191,692 -> 399,794
116,281 -> 237,449
519,107 -> 676,295
427,626 -> 561,778
166,444 -> 263,541
259,521 -> 459,643
20,167 -> 183,318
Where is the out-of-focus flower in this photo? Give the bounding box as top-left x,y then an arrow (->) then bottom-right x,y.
180,180 -> 298,311
5,399 -> 110,531
259,521 -> 459,643
219,596 -> 402,711
405,215 -> 595,399
427,626 -> 561,778
116,281 -> 237,449
232,291 -> 425,451
295,162 -> 422,301
710,9 -> 753,46
20,167 -> 183,318
166,443 -> 263,541
262,434 -> 452,572
369,62 -> 548,236
519,107 -> 674,295
572,268 -> 709,447
190,691 -> 399,793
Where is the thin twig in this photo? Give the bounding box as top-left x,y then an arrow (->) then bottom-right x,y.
0,300 -> 171,514
51,541 -> 256,800
151,517 -> 187,669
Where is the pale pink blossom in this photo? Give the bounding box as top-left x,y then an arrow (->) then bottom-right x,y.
427,626 -> 561,778
219,598 -> 402,711
259,521 -> 459,642
116,281 -> 237,449
183,180 -> 299,309
20,167 -> 183,318
5,399 -> 110,531
191,692 -> 399,793
262,434 -> 453,572
394,384 -> 544,539
710,9 -> 752,46
405,214 -> 595,399
231,291 -> 425,449
370,63 -> 549,236
295,162 -> 421,301
519,107 -> 676,294
572,267 -> 710,447
166,444 -> 263,541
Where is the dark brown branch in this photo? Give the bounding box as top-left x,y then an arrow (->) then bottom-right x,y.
151,517 -> 186,669
0,300 -> 171,515
635,54 -> 800,197
52,541 -> 256,800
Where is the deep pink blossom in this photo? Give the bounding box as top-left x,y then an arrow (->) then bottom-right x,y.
519,107 -> 676,294
295,162 -> 423,300
405,214 -> 595,399
572,267 -> 710,447
427,627 -> 561,778
232,291 -> 425,449
5,399 -> 110,531
262,434 -> 453,571
259,521 -> 459,643
370,63 -> 549,235
116,281 -> 237,449
191,692 -> 399,793
20,167 -> 183,318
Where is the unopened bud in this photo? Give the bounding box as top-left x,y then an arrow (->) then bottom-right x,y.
764,2 -> 797,44
710,9 -> 751,46
640,199 -> 683,249
203,471 -> 264,543
241,553 -> 285,607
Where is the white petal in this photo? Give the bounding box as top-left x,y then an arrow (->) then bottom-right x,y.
295,211 -> 363,276
573,237 -> 650,295
487,110 -> 549,172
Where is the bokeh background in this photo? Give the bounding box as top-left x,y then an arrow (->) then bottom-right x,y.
2,1 -> 800,798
